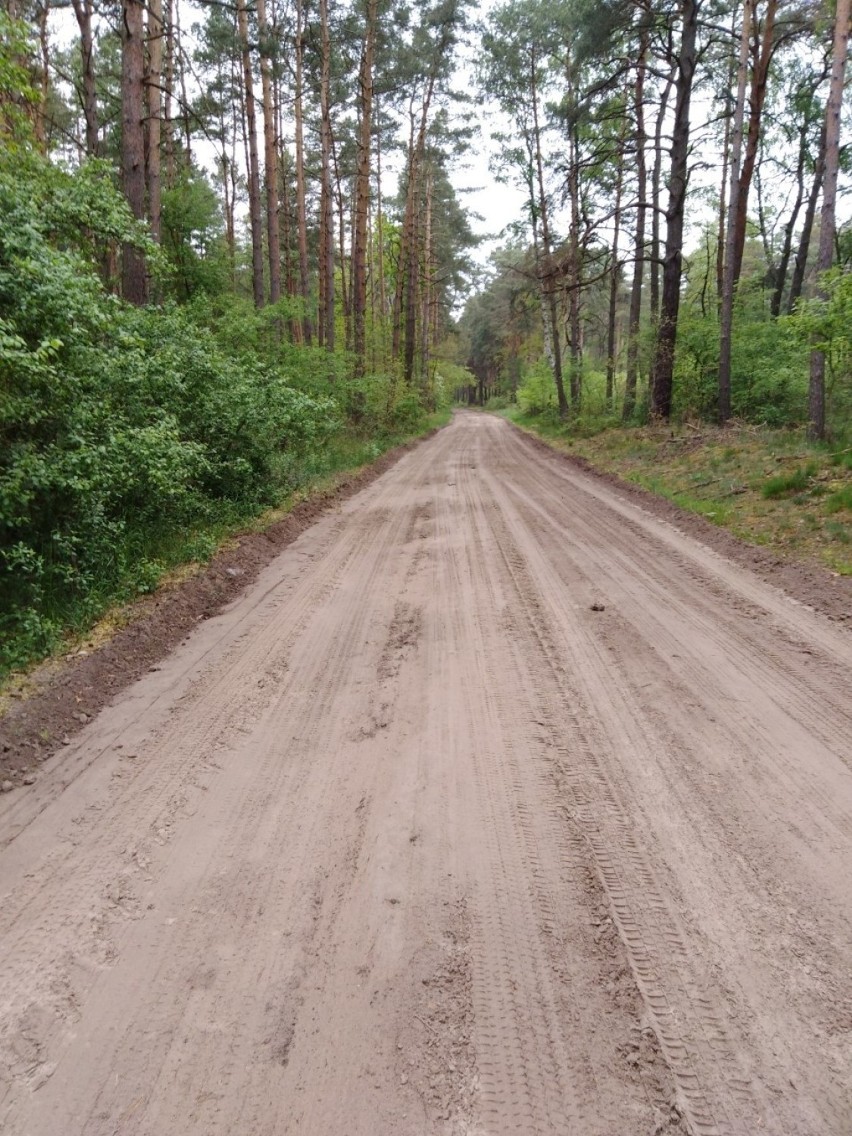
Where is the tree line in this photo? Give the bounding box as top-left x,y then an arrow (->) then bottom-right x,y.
463,0 -> 850,438
4,0 -> 479,385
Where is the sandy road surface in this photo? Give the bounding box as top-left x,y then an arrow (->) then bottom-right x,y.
1,412 -> 851,1136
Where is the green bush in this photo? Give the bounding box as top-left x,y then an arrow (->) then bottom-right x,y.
0,152 -> 340,673
517,359 -> 559,414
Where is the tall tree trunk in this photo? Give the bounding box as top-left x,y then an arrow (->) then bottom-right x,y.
392,105 -> 416,363
319,0 -> 335,350
716,126 -> 729,306
353,0 -> 377,375
72,0 -> 99,156
770,116 -> 809,317
293,0 -> 312,343
397,14 -> 454,382
173,0 -> 191,166
787,122 -> 826,313
808,0 -> 849,440
375,94 -> 388,367
281,148 -> 300,342
525,153 -> 555,381
716,5 -> 737,307
276,64 -> 300,343
35,0 -> 49,152
402,171 -> 422,385
650,65 -> 676,327
163,0 -> 175,186
227,52 -> 241,286
718,0 -> 752,424
567,125 -> 583,408
531,50 -> 568,417
729,0 -> 777,288
222,151 -> 235,280
121,0 -> 148,304
606,118 -> 626,411
256,0 -> 280,305
650,0 -> 698,420
623,30 -> 647,421
237,0 -> 265,308
146,0 -> 163,243
421,172 -> 433,396
332,133 -> 351,349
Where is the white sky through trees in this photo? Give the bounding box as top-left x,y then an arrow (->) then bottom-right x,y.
50,0 -> 848,278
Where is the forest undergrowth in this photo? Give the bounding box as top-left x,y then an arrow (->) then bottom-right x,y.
503,408 -> 852,576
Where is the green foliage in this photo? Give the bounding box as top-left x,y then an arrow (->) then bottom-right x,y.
671,308 -> 810,426
516,358 -> 559,413
788,269 -> 852,428
0,151 -> 343,675
433,360 -> 475,401
160,167 -> 230,300
0,13 -> 38,145
761,464 -> 817,499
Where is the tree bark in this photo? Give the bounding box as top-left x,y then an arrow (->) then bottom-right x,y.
567,123 -> 582,409
72,0 -> 99,156
353,0 -> 377,375
331,133 -> 350,349
623,29 -> 647,421
808,0 -> 849,440
649,65 -> 676,327
606,117 -> 626,411
650,0 -> 698,420
715,5 -> 737,307
392,104 -> 416,363
787,121 -> 826,313
35,0 -> 49,152
293,0 -> 312,343
319,0 -> 335,350
121,0 -> 148,304
397,12 -> 454,383
770,113 -> 809,318
174,0 -> 191,166
718,0 -> 752,424
375,94 -> 388,367
531,50 -> 568,418
237,0 -> 265,308
730,0 -> 778,289
256,0 -> 281,305
163,0 -> 175,186
146,0 -> 163,243
421,172 -> 433,396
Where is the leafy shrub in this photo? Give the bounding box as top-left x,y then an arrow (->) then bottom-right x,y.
788,269 -> 852,432
517,359 -> 559,413
0,152 -> 340,673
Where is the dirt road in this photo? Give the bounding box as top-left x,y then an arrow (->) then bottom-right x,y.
1,412 -> 850,1136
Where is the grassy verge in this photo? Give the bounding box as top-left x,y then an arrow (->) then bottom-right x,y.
0,410 -> 450,698
501,408 -> 852,576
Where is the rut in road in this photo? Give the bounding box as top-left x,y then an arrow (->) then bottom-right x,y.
1,412 -> 850,1135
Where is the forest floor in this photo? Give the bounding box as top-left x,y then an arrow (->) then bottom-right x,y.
1,411 -> 850,1135
503,408 -> 852,578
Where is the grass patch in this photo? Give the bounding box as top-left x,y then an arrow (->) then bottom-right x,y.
500,407 -> 852,577
761,464 -> 817,498
825,484 -> 852,514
